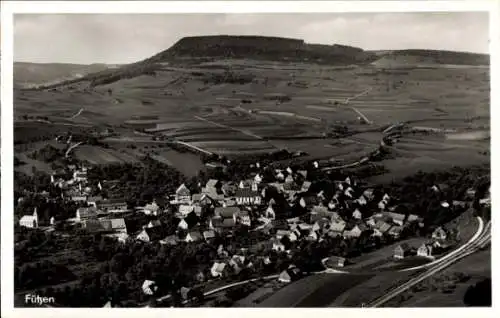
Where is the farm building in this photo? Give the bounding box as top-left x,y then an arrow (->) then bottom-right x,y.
136,226 -> 165,243
184,231 -> 203,243
417,243 -> 434,258
210,262 -> 227,277
328,256 -> 347,267
394,243 -> 412,259
210,216 -> 236,232
214,206 -> 240,219
96,199 -> 128,213
278,265 -> 302,283
343,224 -> 369,238
388,225 -> 404,238
175,183 -> 191,203
19,208 -> 39,229
75,207 -> 98,222
142,280 -> 158,295
235,187 -> 262,206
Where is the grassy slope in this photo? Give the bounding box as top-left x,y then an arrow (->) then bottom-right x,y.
257,273 -> 373,307
14,57 -> 490,180
14,62 -> 111,86
384,249 -> 491,307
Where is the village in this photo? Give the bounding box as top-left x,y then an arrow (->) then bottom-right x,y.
14,153 -> 490,307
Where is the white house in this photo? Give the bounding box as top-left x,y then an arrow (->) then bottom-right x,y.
352,208 -> 362,220
19,208 -> 39,229
142,280 -> 158,295
143,201 -> 160,215
175,183 -> 191,203
265,205 -> 276,219
417,243 -> 434,258
210,262 -> 226,277
177,219 -> 189,230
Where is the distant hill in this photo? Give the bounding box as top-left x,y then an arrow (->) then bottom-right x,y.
151,35 -> 374,64
370,49 -> 489,67
14,62 -> 113,88
20,35 -> 489,90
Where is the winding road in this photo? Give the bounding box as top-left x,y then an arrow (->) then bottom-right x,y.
367,218 -> 490,307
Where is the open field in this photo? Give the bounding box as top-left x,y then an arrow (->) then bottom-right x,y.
15,57 -> 489,181
73,145 -> 139,164
383,249 -> 491,307
329,271 -> 418,307
257,273 -> 373,307
149,149 -> 206,177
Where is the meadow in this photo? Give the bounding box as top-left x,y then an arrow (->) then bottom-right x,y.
14,57 -> 490,181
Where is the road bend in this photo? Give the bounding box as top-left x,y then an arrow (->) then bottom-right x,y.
368,219 -> 490,307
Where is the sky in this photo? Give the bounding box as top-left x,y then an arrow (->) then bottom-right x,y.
14,12 -> 490,64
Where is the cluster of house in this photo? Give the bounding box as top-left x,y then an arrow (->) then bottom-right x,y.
18,159 -> 489,302
393,226 -> 453,260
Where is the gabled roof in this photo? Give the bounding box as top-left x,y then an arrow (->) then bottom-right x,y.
211,262 -> 226,273
388,226 -> 403,235
176,183 -> 190,195
301,181 -> 312,192
77,206 -> 98,218
330,220 -> 346,232
206,179 -> 220,188
110,218 -> 126,230
374,220 -> 392,233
